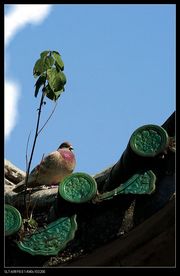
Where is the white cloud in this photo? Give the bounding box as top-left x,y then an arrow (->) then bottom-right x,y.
5,81 -> 20,139
5,4 -> 52,139
5,4 -> 52,47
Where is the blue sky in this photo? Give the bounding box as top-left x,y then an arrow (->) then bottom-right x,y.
5,4 -> 176,176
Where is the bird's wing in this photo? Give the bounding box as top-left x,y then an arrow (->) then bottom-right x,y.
37,151 -> 63,173
12,151 -> 60,193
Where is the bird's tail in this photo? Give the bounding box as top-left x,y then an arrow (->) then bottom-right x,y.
12,179 -> 26,193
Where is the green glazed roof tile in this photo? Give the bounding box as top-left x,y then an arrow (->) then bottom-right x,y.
5,204 -> 22,236
98,170 -> 156,201
17,214 -> 77,256
116,170 -> 156,194
130,124 -> 169,157
59,172 -> 97,203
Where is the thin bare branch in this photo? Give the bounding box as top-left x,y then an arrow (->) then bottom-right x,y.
23,90 -> 46,218
37,101 -> 58,135
26,131 -> 32,171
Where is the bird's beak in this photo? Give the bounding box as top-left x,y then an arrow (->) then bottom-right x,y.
69,146 -> 74,151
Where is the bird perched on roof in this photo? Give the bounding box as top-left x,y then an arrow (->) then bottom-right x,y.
13,142 -> 76,193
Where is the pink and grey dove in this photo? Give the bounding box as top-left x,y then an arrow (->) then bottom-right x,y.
13,142 -> 76,193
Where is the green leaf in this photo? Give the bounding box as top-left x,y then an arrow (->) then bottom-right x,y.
52,51 -> 60,55
54,89 -> 64,100
44,55 -> 54,69
40,50 -> 50,59
59,71 -> 66,85
33,56 -> 54,78
34,75 -> 46,97
52,51 -> 64,71
55,61 -> 61,72
47,68 -> 66,92
33,59 -> 44,78
43,85 -> 54,100
33,50 -> 66,101
44,84 -> 63,101
53,71 -> 66,91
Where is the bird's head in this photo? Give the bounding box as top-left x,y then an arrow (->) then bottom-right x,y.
58,141 -> 74,151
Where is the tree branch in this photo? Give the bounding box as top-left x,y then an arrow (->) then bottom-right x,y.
23,90 -> 46,218
37,101 -> 58,135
